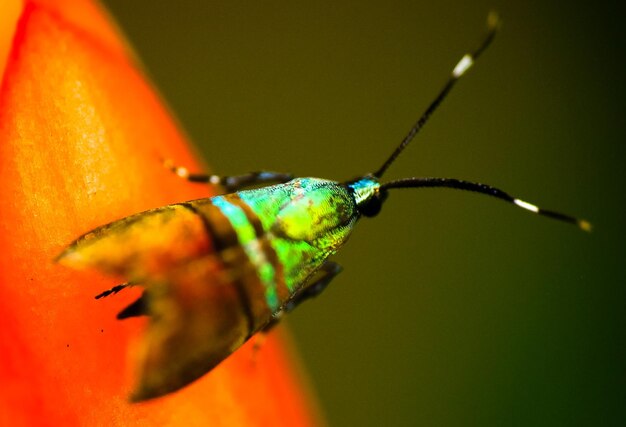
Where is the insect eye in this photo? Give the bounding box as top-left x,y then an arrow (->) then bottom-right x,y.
360,195 -> 383,217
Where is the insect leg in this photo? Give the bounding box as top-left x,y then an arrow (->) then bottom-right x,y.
260,261 -> 343,334
94,282 -> 133,299
218,171 -> 294,192
95,282 -> 147,319
283,261 -> 343,313
163,159 -> 293,192
251,262 -> 342,356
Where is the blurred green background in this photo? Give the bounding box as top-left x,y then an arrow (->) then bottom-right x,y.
101,1 -> 624,425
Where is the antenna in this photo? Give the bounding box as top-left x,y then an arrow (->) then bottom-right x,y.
380,177 -> 592,231
374,12 -> 500,178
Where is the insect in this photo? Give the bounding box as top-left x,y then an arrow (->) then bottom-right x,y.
56,13 -> 589,402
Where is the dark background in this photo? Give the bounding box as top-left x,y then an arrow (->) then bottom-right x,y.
101,1 -> 625,425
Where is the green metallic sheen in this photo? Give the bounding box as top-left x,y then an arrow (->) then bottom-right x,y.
211,197 -> 257,244
348,176 -> 381,206
236,178 -> 361,300
212,196 -> 280,311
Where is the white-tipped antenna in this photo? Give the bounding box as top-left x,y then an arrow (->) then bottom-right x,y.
380,177 -> 592,232
374,12 -> 500,179
372,13 -> 589,232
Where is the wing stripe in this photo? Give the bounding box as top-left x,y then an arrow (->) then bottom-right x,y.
227,195 -> 290,306
210,196 -> 282,313
178,202 -> 256,338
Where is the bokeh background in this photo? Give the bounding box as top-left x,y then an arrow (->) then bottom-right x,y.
101,1 -> 624,425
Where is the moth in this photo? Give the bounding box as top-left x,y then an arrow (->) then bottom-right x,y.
56,14 -> 589,402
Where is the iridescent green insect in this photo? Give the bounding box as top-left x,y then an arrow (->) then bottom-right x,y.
56,14 -> 589,402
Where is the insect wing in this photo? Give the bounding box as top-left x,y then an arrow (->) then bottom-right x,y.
56,202 -> 264,400
128,255 -> 252,401
56,203 -> 215,281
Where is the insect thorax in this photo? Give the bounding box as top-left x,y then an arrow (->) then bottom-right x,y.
236,178 -> 359,292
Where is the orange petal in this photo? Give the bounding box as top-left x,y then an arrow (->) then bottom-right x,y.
0,1 -> 320,425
